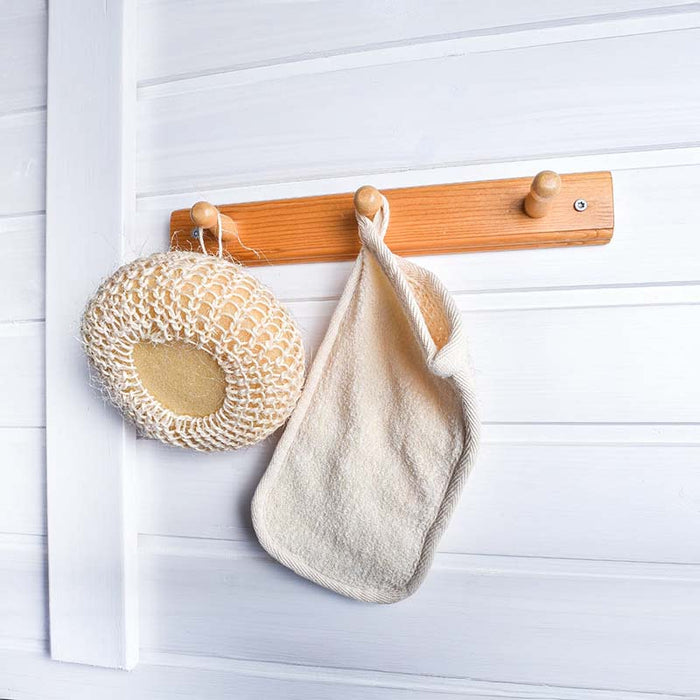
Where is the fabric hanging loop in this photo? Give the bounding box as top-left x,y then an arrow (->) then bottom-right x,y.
252,196 -> 481,603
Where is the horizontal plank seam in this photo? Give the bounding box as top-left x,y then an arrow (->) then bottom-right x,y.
4,283 -> 700,328
279,280 -> 700,306
485,420 -> 700,426
469,19 -> 700,56
135,141 -> 700,200
0,210 -> 45,221
0,425 -> 45,430
137,648 -> 700,699
0,318 -> 44,327
136,530 -> 700,569
2,423 -> 700,438
137,5 -> 700,93
4,532 -> 700,578
0,643 -> 693,699
136,534 -> 700,577
0,106 -> 45,123
0,638 -> 46,655
133,424 -> 700,445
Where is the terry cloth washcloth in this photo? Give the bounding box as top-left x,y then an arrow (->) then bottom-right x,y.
251,197 -> 480,603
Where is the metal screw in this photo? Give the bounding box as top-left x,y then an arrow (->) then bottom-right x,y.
191,227 -> 201,239
573,199 -> 588,212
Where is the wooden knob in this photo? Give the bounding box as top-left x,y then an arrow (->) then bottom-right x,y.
354,186 -> 383,218
190,201 -> 238,242
524,171 -> 561,218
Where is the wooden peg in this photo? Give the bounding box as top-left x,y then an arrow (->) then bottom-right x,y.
354,185 -> 383,218
190,201 -> 238,242
524,171 -> 562,218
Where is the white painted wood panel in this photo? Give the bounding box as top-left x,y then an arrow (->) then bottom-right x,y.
0,0 -> 46,113
0,321 -> 43,426
294,289 -> 700,423
0,535 -> 46,647
45,0 -> 139,669
140,538 -> 700,696
134,161 -> 700,301
137,28 -> 700,196
2,647 -> 682,700
0,214 -> 44,322
5,533 -> 700,698
0,429 -> 44,536
10,286 -> 700,431
137,440 -> 700,564
465,303 -> 699,423
137,0 -> 696,84
0,110 -> 45,216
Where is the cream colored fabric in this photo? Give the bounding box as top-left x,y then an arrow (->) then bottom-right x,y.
81,251 -> 305,452
252,199 -> 480,603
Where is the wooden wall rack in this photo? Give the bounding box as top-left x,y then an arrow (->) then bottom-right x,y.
169,171 -> 614,266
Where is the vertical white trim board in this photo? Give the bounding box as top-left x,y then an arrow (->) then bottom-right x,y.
45,0 -> 138,669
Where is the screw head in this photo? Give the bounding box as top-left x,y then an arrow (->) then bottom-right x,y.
573,198 -> 588,212
191,227 -> 201,239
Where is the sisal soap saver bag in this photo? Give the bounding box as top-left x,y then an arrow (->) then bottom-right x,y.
252,197 -> 480,603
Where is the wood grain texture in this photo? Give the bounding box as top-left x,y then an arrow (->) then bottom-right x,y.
140,538 -> 700,696
4,533 -> 700,699
1,646 -> 689,700
0,110 -> 45,216
0,321 -> 43,426
45,0 -> 138,669
137,0 -> 698,84
138,438 -> 700,565
293,288 -> 700,422
0,214 -> 44,322
137,156 -> 700,300
0,535 -> 46,647
0,428 -> 44,536
8,284 -> 698,428
138,29 -> 700,196
0,0 -> 46,113
170,172 -> 613,264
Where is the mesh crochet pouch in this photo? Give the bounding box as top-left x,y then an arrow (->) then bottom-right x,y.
251,198 -> 480,603
81,251 -> 305,452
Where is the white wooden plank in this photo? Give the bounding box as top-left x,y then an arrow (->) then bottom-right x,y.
45,0 -> 139,669
0,534 -> 46,648
137,439 -> 700,565
0,647 -> 688,700
483,422 -> 700,445
465,304 -> 700,423
137,0 -> 696,84
0,428 -> 44,536
292,289 -> 700,423
139,537 -> 700,696
0,214 -> 44,321
137,29 -> 700,196
17,284 -> 700,435
443,443 -> 700,561
0,322 -> 43,426
0,0 -> 47,113
138,438 -> 274,543
0,110 -> 45,216
139,9 -> 700,101
2,536 -> 699,698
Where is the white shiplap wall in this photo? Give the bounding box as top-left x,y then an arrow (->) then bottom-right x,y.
2,1 -> 700,697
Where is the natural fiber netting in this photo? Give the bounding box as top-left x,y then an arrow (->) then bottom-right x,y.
81,251 -> 306,452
